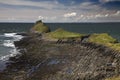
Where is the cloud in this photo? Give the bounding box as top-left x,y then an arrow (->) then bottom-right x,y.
0,0 -> 120,22
38,16 -> 49,21
0,0 -> 59,10
99,0 -> 120,3
38,16 -> 44,20
112,11 -> 120,16
63,12 -> 77,18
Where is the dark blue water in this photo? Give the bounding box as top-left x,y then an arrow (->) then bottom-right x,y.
47,23 -> 120,40
0,22 -> 120,70
0,22 -> 120,35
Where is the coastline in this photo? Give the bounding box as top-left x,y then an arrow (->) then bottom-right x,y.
0,33 -> 119,80
0,32 -> 25,71
0,21 -> 120,80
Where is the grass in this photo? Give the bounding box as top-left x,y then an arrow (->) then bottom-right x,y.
32,21 -> 50,33
88,33 -> 120,52
109,43 -> 120,52
105,76 -> 120,80
46,28 -> 85,39
88,33 -> 117,44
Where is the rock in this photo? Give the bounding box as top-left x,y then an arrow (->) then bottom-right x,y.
1,21 -> 120,80
30,20 -> 50,34
10,35 -> 120,80
16,32 -> 29,36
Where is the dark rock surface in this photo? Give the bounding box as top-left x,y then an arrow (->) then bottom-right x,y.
0,34 -> 120,80
16,32 -> 29,36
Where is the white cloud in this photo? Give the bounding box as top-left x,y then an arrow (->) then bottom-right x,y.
38,16 -> 44,20
63,12 -> 77,18
0,0 -> 120,22
99,0 -> 120,3
0,0 -> 60,10
114,11 -> 120,15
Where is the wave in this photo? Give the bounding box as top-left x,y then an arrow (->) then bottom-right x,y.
0,48 -> 20,61
0,33 -> 24,61
3,33 -> 23,48
4,33 -> 23,41
4,33 -> 16,37
3,40 -> 15,48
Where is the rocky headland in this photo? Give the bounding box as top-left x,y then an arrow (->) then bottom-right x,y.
0,20 -> 120,80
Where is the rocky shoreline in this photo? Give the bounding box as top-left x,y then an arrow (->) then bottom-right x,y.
0,21 -> 120,80
0,33 -> 119,80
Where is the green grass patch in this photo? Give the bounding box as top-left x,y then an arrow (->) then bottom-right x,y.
105,76 -> 120,80
88,33 -> 120,52
46,28 -> 85,39
88,33 -> 117,44
32,21 -> 50,33
110,43 -> 120,51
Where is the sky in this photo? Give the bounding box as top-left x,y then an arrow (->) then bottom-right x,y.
0,0 -> 120,22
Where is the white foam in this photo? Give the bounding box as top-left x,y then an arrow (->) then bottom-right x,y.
0,33 -> 24,61
4,33 -> 16,37
0,48 -> 20,61
4,33 -> 23,40
3,33 -> 23,48
13,34 -> 23,41
3,40 -> 15,48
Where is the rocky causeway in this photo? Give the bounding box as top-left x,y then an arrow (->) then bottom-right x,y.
0,20 -> 120,80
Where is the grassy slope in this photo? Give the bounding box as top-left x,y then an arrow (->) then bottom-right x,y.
32,22 -> 49,33
88,33 -> 117,44
88,33 -> 120,52
46,28 -> 85,39
105,76 -> 120,80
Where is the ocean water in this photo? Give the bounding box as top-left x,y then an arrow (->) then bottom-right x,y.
47,23 -> 120,40
0,32 -> 24,70
0,23 -> 33,71
0,22 -> 120,71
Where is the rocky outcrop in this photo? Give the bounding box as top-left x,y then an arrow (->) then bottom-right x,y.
43,28 -> 85,42
0,34 -> 120,80
0,21 -> 120,80
30,20 -> 50,33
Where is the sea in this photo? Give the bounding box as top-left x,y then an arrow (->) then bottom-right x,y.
0,22 -> 120,71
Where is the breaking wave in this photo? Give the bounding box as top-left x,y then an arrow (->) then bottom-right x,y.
0,33 -> 23,61
3,40 -> 15,48
4,33 -> 16,37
